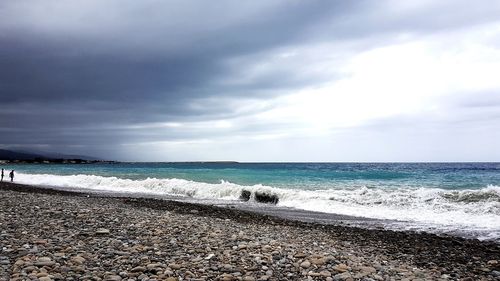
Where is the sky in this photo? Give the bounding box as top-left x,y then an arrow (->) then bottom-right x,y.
1,0 -> 500,162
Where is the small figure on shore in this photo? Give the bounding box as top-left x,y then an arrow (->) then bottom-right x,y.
9,170 -> 14,182
1,168 -> 4,181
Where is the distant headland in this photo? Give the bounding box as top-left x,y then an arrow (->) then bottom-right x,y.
0,149 -> 114,164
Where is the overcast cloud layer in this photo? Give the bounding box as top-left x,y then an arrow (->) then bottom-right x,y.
1,0 -> 500,161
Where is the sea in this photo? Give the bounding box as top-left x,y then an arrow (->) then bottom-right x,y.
7,162 -> 500,242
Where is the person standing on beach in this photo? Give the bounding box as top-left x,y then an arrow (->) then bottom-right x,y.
1,168 -> 4,181
9,170 -> 14,182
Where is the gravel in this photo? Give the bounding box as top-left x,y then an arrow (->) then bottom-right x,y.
1,182 -> 499,280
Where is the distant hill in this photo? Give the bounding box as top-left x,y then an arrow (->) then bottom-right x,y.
23,150 -> 101,161
0,149 -> 100,161
0,149 -> 46,160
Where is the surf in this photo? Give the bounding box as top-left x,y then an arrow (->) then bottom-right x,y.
15,172 -> 500,240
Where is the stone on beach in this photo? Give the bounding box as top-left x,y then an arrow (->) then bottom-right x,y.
70,256 -> 86,265
240,190 -> 279,204
34,257 -> 55,267
95,228 -> 110,235
240,190 -> 251,201
254,192 -> 279,204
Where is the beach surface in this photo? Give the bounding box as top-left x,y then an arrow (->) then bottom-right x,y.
1,182 -> 499,281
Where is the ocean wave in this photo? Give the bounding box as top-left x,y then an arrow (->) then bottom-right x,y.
16,173 -> 500,233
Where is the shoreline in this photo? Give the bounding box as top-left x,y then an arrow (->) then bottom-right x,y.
1,181 -> 499,280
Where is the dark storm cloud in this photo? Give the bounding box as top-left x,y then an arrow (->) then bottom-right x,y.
0,0 -> 354,105
1,0 -> 499,158
0,0 -> 357,150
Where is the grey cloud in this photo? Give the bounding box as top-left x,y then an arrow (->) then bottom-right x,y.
1,0 -> 500,158
1,1 -> 353,107
452,91 -> 500,109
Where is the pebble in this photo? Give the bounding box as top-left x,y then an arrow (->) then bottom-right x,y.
95,228 -> 110,235
34,257 -> 56,267
333,263 -> 350,272
335,271 -> 353,280
300,260 -> 311,268
168,263 -> 181,270
319,270 -> 331,277
131,266 -> 147,272
71,256 -> 86,264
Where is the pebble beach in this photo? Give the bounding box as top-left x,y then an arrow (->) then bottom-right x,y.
1,182 -> 499,281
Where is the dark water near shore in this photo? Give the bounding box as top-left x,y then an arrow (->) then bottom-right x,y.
6,162 -> 500,241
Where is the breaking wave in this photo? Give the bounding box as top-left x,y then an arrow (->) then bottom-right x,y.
16,172 -> 500,239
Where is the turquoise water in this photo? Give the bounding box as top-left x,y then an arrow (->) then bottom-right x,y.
10,162 -> 500,190
7,162 -> 500,240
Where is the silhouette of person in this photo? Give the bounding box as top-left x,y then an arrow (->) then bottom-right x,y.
9,170 -> 14,182
1,169 -> 3,182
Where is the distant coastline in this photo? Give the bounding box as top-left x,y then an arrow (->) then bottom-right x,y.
0,158 -> 116,164
0,148 -> 111,164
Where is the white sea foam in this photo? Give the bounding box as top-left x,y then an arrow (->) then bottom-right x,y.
16,172 -> 500,239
